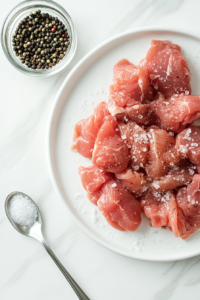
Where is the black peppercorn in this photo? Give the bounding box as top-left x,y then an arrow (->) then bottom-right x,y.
12,10 -> 70,70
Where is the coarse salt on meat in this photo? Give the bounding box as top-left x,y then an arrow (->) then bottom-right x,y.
74,39 -> 200,239
139,40 -> 191,97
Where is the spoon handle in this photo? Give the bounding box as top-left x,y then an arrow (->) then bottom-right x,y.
41,238 -> 90,300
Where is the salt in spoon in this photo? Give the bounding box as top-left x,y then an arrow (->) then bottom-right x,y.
5,191 -> 90,300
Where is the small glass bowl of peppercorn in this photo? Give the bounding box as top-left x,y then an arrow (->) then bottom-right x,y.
1,0 -> 77,77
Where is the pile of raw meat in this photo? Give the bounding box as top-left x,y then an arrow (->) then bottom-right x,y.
72,40 -> 200,240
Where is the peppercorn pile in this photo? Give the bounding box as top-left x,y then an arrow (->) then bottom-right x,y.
12,10 -> 70,69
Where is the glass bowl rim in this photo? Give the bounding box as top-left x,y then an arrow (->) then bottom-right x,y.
1,0 -> 77,77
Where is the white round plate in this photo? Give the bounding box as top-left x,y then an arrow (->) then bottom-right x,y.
47,28 -> 200,261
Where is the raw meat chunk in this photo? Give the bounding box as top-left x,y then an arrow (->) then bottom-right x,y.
115,168 -> 145,194
109,103 -> 153,126
145,127 -> 180,179
141,190 -> 193,239
111,59 -> 152,106
141,191 -> 176,228
87,190 -> 102,205
72,39 -> 200,239
150,94 -> 200,133
176,126 -> 200,172
150,160 -> 195,192
177,175 -> 200,227
108,59 -> 152,116
72,102 -> 110,157
79,165 -> 113,205
78,165 -> 113,193
173,207 -> 197,240
92,116 -> 129,173
97,180 -> 141,231
140,40 -> 191,97
166,198 -> 195,240
125,104 -> 153,125
118,121 -> 149,171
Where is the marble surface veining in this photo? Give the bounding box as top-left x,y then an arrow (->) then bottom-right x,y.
1,0 -> 200,299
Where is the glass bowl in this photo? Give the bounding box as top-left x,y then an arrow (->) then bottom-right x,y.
1,0 -> 77,77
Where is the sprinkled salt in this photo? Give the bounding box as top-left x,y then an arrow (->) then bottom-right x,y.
168,132 -> 174,136
152,182 -> 160,190
161,191 -> 171,202
133,165 -> 139,171
9,194 -> 37,227
189,169 -> 195,175
183,128 -> 191,140
134,133 -> 149,144
153,192 -> 161,198
179,145 -> 188,154
91,207 -> 98,223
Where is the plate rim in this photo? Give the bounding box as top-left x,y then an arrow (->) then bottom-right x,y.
47,26 -> 200,262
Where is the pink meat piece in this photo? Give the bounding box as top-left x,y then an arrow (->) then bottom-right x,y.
167,199 -> 195,240
150,94 -> 200,133
78,165 -> 113,193
125,104 -> 154,126
174,207 -> 197,240
177,174 -> 200,228
97,180 -> 141,231
72,102 -> 110,157
141,191 -> 194,239
176,126 -> 200,173
115,168 -> 145,194
72,39 -> 200,238
108,59 -> 153,116
112,58 -> 152,106
87,190 -> 102,206
92,116 -> 129,173
150,160 -> 195,192
145,127 -> 180,179
141,191 -> 176,228
140,40 -> 191,97
108,103 -> 153,126
118,121 -> 149,171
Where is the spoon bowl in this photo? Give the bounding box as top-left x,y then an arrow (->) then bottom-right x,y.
5,191 -> 43,241
5,191 -> 90,300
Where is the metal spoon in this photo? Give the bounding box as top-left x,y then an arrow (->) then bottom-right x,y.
5,191 -> 90,300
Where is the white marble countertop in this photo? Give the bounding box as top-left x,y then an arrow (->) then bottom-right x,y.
1,0 -> 200,299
